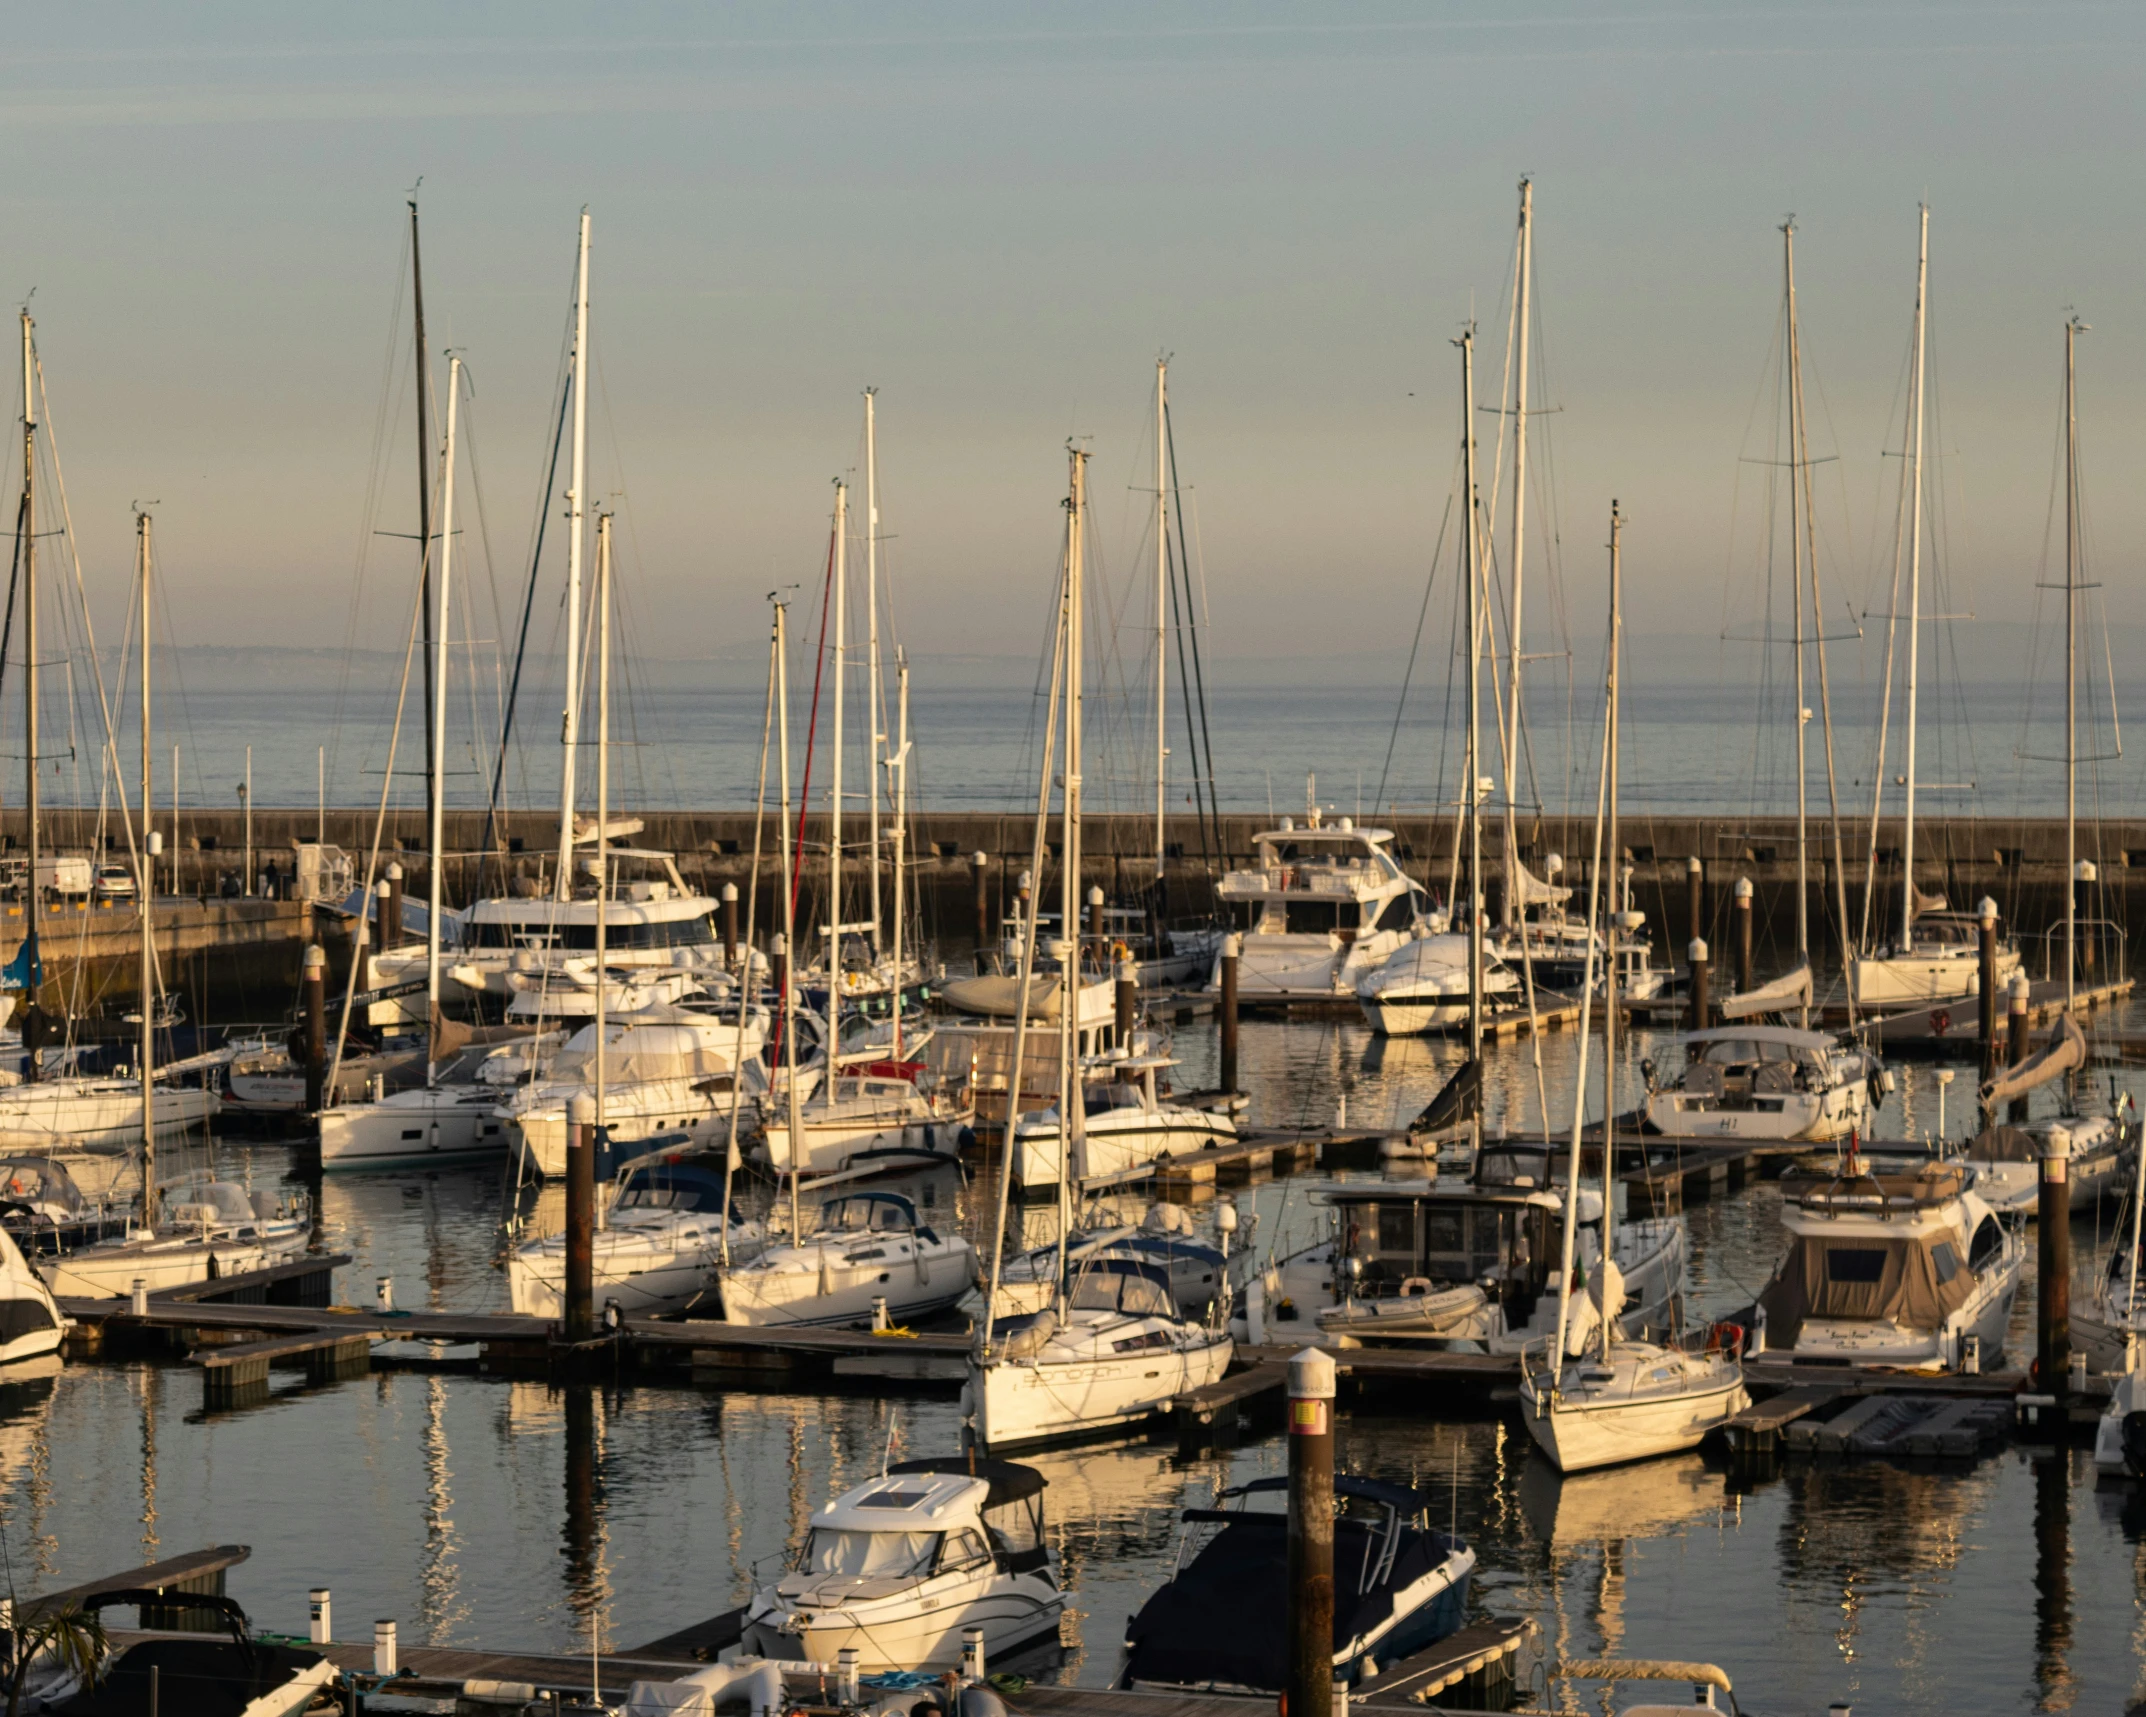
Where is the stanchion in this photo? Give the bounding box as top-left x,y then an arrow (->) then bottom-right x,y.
302,944 -> 326,1115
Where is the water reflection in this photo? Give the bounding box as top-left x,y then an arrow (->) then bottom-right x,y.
2034,1449 -> 2073,1712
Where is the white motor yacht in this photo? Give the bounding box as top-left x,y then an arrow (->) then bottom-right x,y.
40,1179 -> 310,1298
1355,932 -> 1522,1036
1641,1026 -> 1878,1144
499,1009 -> 770,1178
1925,1115 -> 2126,1219
317,1039 -> 548,1170
742,1456 -> 1065,1671
1011,1055 -> 1234,1192
718,1190 -> 973,1328
1203,814 -> 1429,1004
508,1147 -> 764,1319
0,1223 -> 64,1364
1852,909 -> 2023,1007
1756,1160 -> 2022,1370
753,1070 -> 973,1179
1490,860 -> 1669,1003
968,1255 -> 1232,1451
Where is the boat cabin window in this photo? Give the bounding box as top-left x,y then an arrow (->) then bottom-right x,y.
616,1169 -> 726,1215
1930,1240 -> 1962,1285
1968,1216 -> 2005,1272
1371,893 -> 1415,932
938,1529 -> 992,1574
1346,1199 -> 1541,1293
1825,1247 -> 1888,1285
1070,1269 -> 1174,1318
821,1198 -> 911,1234
804,1528 -> 941,1580
1084,1084 -> 1146,1116
1283,898 -> 1349,935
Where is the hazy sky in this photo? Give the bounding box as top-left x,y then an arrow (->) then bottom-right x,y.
8,2 -> 2143,681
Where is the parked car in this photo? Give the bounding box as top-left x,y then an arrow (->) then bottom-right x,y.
92,863 -> 138,901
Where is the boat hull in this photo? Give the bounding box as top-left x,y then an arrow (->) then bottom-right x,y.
1519,1370 -> 1748,1472
970,1333 -> 1232,1450
1851,946 -> 2023,1007
0,1086 -> 219,1154
319,1093 -> 510,1169
718,1242 -> 973,1329
1013,1112 -> 1238,1192
742,1584 -> 1065,1673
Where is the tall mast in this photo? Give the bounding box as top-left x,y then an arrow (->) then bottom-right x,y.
19,311 -> 38,1078
428,356 -> 460,1084
1502,178 -> 1533,929
1602,501 -> 1622,1361
864,391 -> 884,957
890,656 -> 910,1058
2064,314 -> 2085,1006
595,514 -> 612,1134
410,199 -> 436,808
1155,357 -> 1169,884
775,601 -> 802,1244
554,211 -> 591,904
137,510 -> 155,1204
1782,222 -> 1811,1009
1459,326 -> 1483,1147
1062,448 -> 1088,1192
1898,208 -> 1929,951
829,479 -> 848,958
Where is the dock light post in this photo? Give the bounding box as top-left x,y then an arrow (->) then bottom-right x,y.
1287,1347 -> 1337,1717
302,944 -> 326,1115
1688,938 -> 1711,1034
565,1092 -> 596,1342
1220,933 -> 1242,1096
308,1589 -> 330,1645
380,862 -> 403,949
971,851 -> 991,971
1733,877 -> 1754,996
2039,1125 -> 2072,1398
1934,1069 -> 1954,1142
2008,973 -> 2033,1125
1978,898 -> 2000,1083
721,882 -> 738,970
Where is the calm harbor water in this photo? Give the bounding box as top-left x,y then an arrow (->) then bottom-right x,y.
4,1009 -> 2146,1712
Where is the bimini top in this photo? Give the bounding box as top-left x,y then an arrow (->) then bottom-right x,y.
888,1456 -> 1046,1509
1223,1474 -> 1428,1515
1668,1026 -> 1839,1053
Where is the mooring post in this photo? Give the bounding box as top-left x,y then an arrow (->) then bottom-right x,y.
1116,959 -> 1137,1047
1688,938 -> 1711,1034
565,1092 -> 596,1343
972,851 -> 990,972
302,943 -> 326,1115
1686,855 -> 1705,952
1087,884 -> 1106,946
1220,932 -> 1242,1096
2040,1125 -> 2072,1398
2075,859 -> 2098,977
1734,877 -> 1754,997
308,1588 -> 331,1646
1287,1347 -> 1336,1717
770,932 -> 788,1065
2009,973 -> 2033,1125
721,882 -> 739,971
1978,897 -> 2000,1085
379,861 -> 403,950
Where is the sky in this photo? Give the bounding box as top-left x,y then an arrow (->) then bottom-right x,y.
5,1 -> 2144,688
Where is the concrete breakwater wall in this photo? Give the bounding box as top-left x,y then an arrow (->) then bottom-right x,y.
1,808 -> 2136,980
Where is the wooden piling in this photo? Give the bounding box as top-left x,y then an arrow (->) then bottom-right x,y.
2039,1128 -> 2070,1397
1220,933 -> 1241,1096
302,943 -> 326,1116
1286,1348 -> 1336,1717
565,1094 -> 595,1343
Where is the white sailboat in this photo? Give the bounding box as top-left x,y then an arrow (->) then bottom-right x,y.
1009,1053 -> 1235,1193
1853,210 -> 2023,1007
1519,501 -> 1745,1472
717,1190 -> 972,1329
968,449 -> 1231,1453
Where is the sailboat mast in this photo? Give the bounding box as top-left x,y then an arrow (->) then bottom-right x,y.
1460,326 -> 1484,1146
775,601 -> 803,1242
1899,209 -> 1929,951
1602,499 -> 1622,1361
595,514 -> 612,1134
409,199 -> 436,805
19,311 -> 38,1076
137,511 -> 155,1186
1782,223 -> 1810,986
554,211 -> 591,904
1062,448 -> 1088,1191
830,479 -> 848,960
1155,357 -> 1169,885
2065,314 -> 2083,1006
1502,178 -> 1533,930
429,356 -> 460,1083
891,656 -> 909,1058
865,391 -> 884,957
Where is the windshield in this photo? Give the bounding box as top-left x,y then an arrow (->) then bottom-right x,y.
822,1198 -> 909,1234
616,1170 -> 724,1214
803,1528 -> 942,1579
1070,1270 -> 1173,1317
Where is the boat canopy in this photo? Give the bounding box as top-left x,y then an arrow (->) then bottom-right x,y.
1716,963 -> 1814,1022
1226,1474 -> 1430,1515
888,1456 -> 1046,1509
1759,1225 -> 1972,1348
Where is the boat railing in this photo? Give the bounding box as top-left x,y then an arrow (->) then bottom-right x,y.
2032,918 -> 2126,981
1223,863 -> 1385,898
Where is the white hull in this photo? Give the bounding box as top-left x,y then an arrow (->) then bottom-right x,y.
757,1107 -> 970,1177
510,1083 -> 741,1178
0,1084 -> 219,1153
318,1089 -> 510,1168
1013,1112 -> 1237,1190
1852,946 -> 2023,1007
2094,1367 -> 2146,1476
1207,931 -> 1409,1002
719,1240 -> 973,1328
744,1586 -> 1064,1673
970,1333 -> 1231,1450
41,1229 -> 306,1298
509,1231 -> 737,1319
1520,1363 -> 1747,1472
1644,1079 -> 1868,1143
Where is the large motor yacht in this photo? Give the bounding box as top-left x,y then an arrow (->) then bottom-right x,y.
1204,814 -> 1429,1005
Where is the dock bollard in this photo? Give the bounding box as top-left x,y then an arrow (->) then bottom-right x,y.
1220,933 -> 1242,1097
872,1296 -> 890,1333
1688,938 -> 1711,1034
2008,973 -> 2032,1125
1116,960 -> 1137,1045
302,943 -> 326,1116
1685,856 -> 1705,952
131,1278 -> 147,1317
1087,884 -> 1105,944
1286,1348 -> 1336,1717
838,1649 -> 860,1704
971,852 -> 991,973
375,1276 -> 393,1313
1733,877 -> 1753,997
2039,1126 -> 2071,1398
309,1588 -> 331,1645
722,883 -> 739,970
1978,898 -> 2000,1085
566,1093 -> 597,1343
373,1619 -> 396,1676
2076,859 -> 2097,976
379,863 -> 402,949
962,1626 -> 986,1683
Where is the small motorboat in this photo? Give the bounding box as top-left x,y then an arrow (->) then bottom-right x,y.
718,1191 -> 973,1329
1121,1476 -> 1474,1694
1354,932 -> 1521,1036
969,1256 -> 1232,1452
741,1455 -> 1066,1671
1899,1114 -> 2127,1219
508,1145 -> 765,1319
0,1221 -> 64,1365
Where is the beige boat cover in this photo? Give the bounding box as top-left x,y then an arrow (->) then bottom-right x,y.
1978,1014 -> 2086,1110
1759,1226 -> 1971,1348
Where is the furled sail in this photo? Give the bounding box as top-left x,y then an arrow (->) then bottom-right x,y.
1977,1013 -> 2086,1110
1717,963 -> 1814,1022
